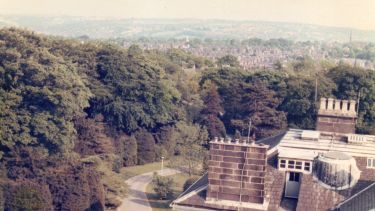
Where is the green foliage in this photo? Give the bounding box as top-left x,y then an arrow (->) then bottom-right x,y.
0,28 -> 92,157
123,136 -> 138,166
279,74 -> 335,129
2,180 -> 53,211
74,115 -> 114,156
9,186 -> 46,211
2,27 -> 375,211
89,44 -> 183,133
200,84 -> 226,138
217,55 -> 240,68
171,122 -> 208,176
135,129 -> 156,165
201,68 -> 287,138
152,173 -> 174,199
327,65 -> 375,134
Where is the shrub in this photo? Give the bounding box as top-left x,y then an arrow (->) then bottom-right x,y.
152,173 -> 174,199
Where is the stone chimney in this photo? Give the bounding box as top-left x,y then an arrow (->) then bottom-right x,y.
207,138 -> 269,209
316,98 -> 357,134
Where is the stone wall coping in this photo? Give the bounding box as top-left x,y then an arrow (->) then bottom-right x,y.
210,138 -> 269,148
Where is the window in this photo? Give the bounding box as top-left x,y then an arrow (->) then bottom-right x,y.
279,159 -> 312,173
304,162 -> 311,172
280,160 -> 286,168
296,161 -> 302,170
288,160 -> 295,169
289,172 -> 300,182
367,158 -> 375,168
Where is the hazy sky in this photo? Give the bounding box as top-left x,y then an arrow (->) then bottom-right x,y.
1,0 -> 374,30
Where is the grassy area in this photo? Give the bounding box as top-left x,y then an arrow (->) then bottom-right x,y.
120,160 -> 169,180
145,173 -> 192,211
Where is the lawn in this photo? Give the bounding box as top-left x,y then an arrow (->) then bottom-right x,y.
120,160 -> 168,180
145,173 -> 192,211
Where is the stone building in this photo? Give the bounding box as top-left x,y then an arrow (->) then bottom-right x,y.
171,98 -> 375,211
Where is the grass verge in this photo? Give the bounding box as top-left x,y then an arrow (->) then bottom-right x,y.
120,161 -> 169,180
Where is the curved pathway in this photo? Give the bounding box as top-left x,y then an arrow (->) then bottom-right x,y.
117,168 -> 180,211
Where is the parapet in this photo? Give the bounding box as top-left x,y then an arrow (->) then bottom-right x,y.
210,137 -> 268,148
318,98 -> 357,117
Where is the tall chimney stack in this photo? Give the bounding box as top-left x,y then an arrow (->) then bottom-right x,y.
207,138 -> 269,209
316,98 -> 357,134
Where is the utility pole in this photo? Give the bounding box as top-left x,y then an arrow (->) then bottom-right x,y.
314,77 -> 318,103
357,91 -> 361,115
161,156 -> 164,174
247,118 -> 252,144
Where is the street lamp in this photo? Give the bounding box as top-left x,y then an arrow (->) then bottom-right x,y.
161,156 -> 165,173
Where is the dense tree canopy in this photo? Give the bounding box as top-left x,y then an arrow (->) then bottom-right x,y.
0,28 -> 92,158
1,28 -> 375,211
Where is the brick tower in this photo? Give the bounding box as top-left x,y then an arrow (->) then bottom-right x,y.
316,98 -> 357,134
206,137 -> 269,209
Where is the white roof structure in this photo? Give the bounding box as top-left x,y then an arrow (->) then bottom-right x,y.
273,129 -> 375,158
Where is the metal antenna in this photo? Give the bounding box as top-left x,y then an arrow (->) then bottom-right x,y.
314,77 -> 318,103
357,90 -> 361,115
247,118 -> 252,144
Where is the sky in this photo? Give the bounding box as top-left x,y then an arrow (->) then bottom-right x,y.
0,0 -> 374,30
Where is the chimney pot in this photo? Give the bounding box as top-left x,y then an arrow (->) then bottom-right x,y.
349,100 -> 357,113
334,99 -> 341,111
327,98 -> 334,110
320,98 -> 327,110
342,100 -> 349,112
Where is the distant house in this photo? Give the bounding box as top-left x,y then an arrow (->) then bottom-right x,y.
171,98 -> 375,211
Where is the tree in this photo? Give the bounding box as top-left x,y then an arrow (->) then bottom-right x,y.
135,129 -> 156,164
0,28 -> 92,158
123,136 -> 138,166
74,115 -> 114,156
152,173 -> 174,199
217,55 -> 240,68
241,79 -> 287,138
279,75 -> 335,129
327,65 -> 375,134
90,44 -> 183,134
200,84 -> 226,139
171,123 -> 208,176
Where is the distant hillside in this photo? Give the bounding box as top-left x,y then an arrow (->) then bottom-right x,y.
1,15 -> 375,42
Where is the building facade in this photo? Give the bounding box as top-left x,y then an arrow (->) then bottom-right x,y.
171,98 -> 375,211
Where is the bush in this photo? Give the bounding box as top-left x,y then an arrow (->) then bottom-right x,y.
3,180 -> 53,211
152,173 -> 174,199
183,177 -> 199,191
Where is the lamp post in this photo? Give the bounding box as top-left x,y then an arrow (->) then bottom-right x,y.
161,156 -> 165,174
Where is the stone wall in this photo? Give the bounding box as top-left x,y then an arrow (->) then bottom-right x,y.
207,140 -> 268,204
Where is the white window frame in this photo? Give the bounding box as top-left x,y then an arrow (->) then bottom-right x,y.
367,158 -> 375,169
279,158 -> 312,174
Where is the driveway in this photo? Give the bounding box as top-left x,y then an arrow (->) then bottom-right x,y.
117,168 -> 180,211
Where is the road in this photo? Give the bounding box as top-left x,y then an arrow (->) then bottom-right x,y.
117,168 -> 180,211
